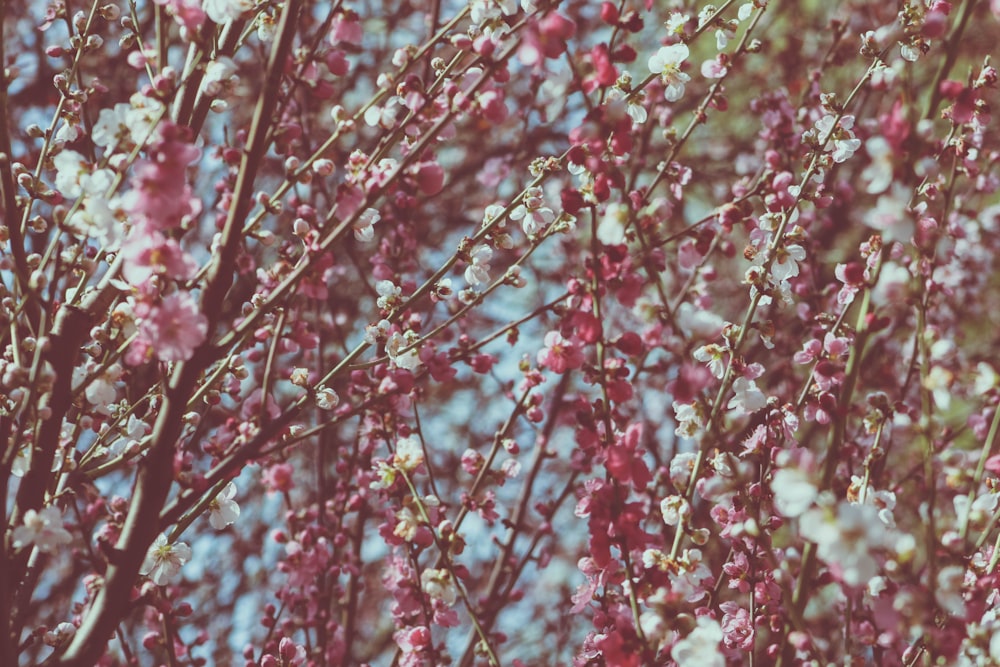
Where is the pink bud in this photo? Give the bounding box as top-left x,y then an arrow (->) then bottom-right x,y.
412,161 -> 444,196
474,35 -> 495,58
600,2 -> 620,24
279,638 -> 297,660
590,43 -> 617,87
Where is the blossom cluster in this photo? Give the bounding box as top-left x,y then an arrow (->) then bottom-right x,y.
1,0 -> 999,666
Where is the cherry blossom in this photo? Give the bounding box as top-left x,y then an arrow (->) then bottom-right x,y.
464,244 -> 493,287
728,377 -> 767,414
139,291 -> 208,362
812,113 -> 862,163
537,330 -> 584,374
12,506 -> 73,553
799,502 -> 900,588
353,207 -> 380,242
509,187 -> 555,236
648,43 -> 691,101
140,535 -> 192,585
671,617 -> 725,667
3,1 -> 999,665
208,482 -> 241,530
770,468 -> 818,517
202,0 -> 253,24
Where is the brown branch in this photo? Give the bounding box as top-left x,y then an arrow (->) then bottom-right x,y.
46,3 -> 304,665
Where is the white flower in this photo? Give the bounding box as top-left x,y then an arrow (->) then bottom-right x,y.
63,167 -> 120,247
900,41 -> 921,62
140,534 -> 192,585
669,452 -> 698,491
648,44 -> 691,102
671,617 -> 725,667
53,150 -> 88,198
770,468 -> 817,517
386,331 -> 421,371
43,622 -> 76,648
660,495 -> 691,526
363,96 -> 403,129
924,365 -> 954,410
208,482 -> 240,529
73,363 -> 122,413
393,436 -> 425,473
770,243 -> 806,282
421,568 -> 457,605
464,244 -> 493,287
953,492 -> 998,529
433,278 -> 453,300
675,302 -> 725,339
974,362 -> 1000,394
393,506 -> 420,542
664,13 -> 689,36
354,208 -> 380,242
935,565 -> 967,616
728,377 -> 766,413
376,280 -> 402,310
673,402 -> 704,439
814,114 -> 861,163
12,506 -> 73,553
510,187 -> 555,236
203,0 -> 253,24
470,0 -> 517,26
596,202 -> 630,245
70,191 -> 124,249
315,386 -> 340,410
364,319 -> 391,344
290,367 -> 310,386
482,203 -> 507,227
864,183 -> 914,244
92,103 -> 133,149
122,93 -> 164,148
606,87 -> 649,125
800,502 -> 891,588
861,136 -> 894,194
370,461 -> 397,490
125,415 -> 149,441
693,344 -> 727,379
201,57 -> 238,97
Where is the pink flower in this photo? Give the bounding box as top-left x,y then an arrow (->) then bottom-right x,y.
394,625 -> 431,654
141,292 -> 208,362
519,12 -> 575,65
122,124 -> 201,230
606,423 -> 651,487
152,0 -> 206,31
720,602 -> 754,650
329,13 -> 363,46
262,462 -> 295,493
701,57 -> 728,79
537,331 -> 584,373
121,228 -> 199,285
589,43 -> 618,88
